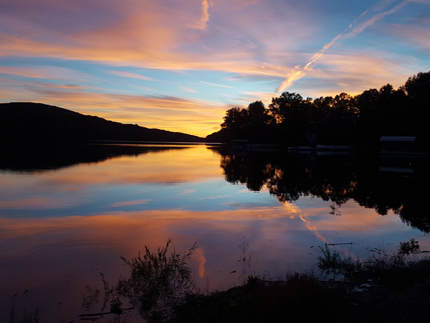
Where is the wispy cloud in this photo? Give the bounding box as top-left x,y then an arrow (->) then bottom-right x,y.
344,0 -> 415,39
275,0 -> 419,93
299,213 -> 327,244
110,199 -> 150,207
190,0 -> 210,30
0,77 -> 224,136
237,0 -> 259,10
179,85 -> 197,93
200,81 -> 233,88
0,65 -> 93,82
372,0 -> 399,12
1,0 -> 428,135
178,189 -> 195,196
200,195 -> 229,200
110,71 -> 154,81
0,66 -> 55,79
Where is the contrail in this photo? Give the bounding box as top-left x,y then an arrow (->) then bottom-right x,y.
282,201 -> 328,244
275,32 -> 342,93
299,214 -> 327,244
344,0 -> 414,39
275,0 -> 417,94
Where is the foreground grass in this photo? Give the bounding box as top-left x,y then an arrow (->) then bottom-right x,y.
174,260 -> 430,322
175,273 -> 347,322
174,239 -> 430,323
81,239 -> 430,323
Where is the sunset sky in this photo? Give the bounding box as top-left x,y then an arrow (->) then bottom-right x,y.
1,0 -> 429,137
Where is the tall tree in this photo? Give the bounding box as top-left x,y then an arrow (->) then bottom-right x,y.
221,107 -> 247,130
247,101 -> 274,126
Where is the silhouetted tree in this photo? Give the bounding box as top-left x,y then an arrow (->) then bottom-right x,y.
268,92 -> 318,146
221,107 -> 247,130
217,101 -> 275,143
208,70 -> 430,149
268,92 -> 304,123
403,71 -> 430,100
402,71 -> 430,143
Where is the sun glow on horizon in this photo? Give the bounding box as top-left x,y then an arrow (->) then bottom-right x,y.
0,0 -> 429,136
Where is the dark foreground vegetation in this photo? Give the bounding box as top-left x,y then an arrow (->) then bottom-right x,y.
75,239 -> 430,323
176,239 -> 430,323
207,71 -> 430,150
0,102 -> 203,145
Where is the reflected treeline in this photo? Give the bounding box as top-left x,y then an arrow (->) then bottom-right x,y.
214,148 -> 430,233
0,144 -> 187,172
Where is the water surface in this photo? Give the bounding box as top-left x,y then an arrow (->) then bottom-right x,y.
1,144 -> 429,321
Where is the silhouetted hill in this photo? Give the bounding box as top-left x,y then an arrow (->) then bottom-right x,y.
0,102 -> 203,145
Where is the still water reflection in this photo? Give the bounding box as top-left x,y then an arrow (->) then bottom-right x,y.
0,144 -> 429,321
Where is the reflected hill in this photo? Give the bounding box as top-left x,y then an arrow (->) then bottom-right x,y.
211,148 -> 430,233
0,144 -> 187,173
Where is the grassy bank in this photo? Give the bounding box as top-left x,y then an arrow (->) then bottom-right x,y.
77,239 -> 430,323
174,239 -> 430,323
175,260 -> 430,323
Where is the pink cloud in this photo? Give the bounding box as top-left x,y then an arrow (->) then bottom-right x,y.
110,199 -> 150,207
1,0 -> 428,126
0,0 -> 308,80
109,71 -> 154,81
178,189 -> 196,196
178,85 -> 197,93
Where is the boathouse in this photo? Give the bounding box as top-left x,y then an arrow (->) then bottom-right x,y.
380,136 -> 416,154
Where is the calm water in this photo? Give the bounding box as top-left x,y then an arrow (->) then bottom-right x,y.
1,144 -> 429,321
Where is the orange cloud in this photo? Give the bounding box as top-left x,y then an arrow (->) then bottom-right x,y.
275,69 -> 305,94
299,214 -> 327,244
0,76 -> 226,136
0,65 -> 93,82
5,146 -> 220,190
0,196 -> 422,320
0,197 -> 72,209
1,0 -> 428,134
0,0 -> 301,80
194,248 -> 207,277
190,0 -> 210,30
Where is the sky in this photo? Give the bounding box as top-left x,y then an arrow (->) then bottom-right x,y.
0,0 -> 429,137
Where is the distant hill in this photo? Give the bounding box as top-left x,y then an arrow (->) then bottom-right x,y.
0,102 -> 204,145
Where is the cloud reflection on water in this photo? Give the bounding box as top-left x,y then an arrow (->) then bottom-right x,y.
1,145 -> 429,321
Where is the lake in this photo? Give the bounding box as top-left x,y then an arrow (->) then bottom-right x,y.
1,143 -> 429,322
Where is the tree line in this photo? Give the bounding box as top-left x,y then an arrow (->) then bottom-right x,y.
206,71 -> 430,149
